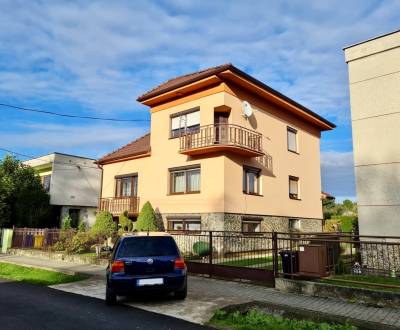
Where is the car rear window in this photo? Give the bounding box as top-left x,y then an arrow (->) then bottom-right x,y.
117,236 -> 179,258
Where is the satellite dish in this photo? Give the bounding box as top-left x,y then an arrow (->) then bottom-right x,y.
242,101 -> 253,118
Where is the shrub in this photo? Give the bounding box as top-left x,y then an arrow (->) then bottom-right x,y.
78,221 -> 87,232
66,231 -> 93,254
62,214 -> 72,230
135,201 -> 159,231
193,241 -> 210,257
53,241 -> 66,252
119,211 -> 133,232
90,211 -> 116,239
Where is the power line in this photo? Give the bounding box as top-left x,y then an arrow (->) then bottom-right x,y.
0,103 -> 150,122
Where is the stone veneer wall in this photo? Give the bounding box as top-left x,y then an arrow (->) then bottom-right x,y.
159,212 -> 322,233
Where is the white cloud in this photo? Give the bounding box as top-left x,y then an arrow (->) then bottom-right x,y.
321,151 -> 356,199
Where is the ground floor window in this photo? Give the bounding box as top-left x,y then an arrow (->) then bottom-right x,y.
241,218 -> 262,233
167,218 -> 201,231
289,218 -> 301,231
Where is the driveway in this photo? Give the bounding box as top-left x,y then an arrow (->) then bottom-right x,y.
0,279 -> 208,330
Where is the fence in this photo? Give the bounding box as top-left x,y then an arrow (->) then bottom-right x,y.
11,228 -> 76,250
6,228 -> 400,284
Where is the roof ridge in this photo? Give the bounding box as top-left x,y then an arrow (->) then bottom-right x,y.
137,63 -> 231,100
97,132 -> 150,162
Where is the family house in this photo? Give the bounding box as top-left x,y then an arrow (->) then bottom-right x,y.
97,64 -> 335,233
24,152 -> 102,227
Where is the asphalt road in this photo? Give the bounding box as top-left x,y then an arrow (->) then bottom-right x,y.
0,280 -> 209,330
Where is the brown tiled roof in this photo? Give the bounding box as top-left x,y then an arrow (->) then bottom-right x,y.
97,133 -> 150,164
137,63 -> 232,102
136,63 -> 335,129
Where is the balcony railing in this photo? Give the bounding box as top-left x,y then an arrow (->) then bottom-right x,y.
179,123 -> 263,157
98,197 -> 140,216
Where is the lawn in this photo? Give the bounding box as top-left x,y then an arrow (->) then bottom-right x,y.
0,263 -> 88,286
218,256 -> 273,267
209,309 -> 357,330
320,274 -> 400,292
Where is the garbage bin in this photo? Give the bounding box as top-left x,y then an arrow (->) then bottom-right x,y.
279,250 -> 299,278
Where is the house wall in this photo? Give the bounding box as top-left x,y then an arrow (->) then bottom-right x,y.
49,153 -> 101,208
101,82 -> 324,228
344,31 -> 400,236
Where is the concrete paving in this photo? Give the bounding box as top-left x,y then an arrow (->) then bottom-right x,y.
2,253 -> 400,327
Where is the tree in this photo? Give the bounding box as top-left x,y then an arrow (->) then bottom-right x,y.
135,201 -> 159,231
0,155 -> 52,228
90,211 -> 116,238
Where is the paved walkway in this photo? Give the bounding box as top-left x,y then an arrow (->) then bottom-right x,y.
1,254 -> 400,327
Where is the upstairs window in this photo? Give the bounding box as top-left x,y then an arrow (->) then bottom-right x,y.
287,127 -> 298,153
243,166 -> 261,195
115,175 -> 138,197
170,108 -> 200,138
289,176 -> 300,199
170,165 -> 200,194
242,218 -> 262,233
41,175 -> 51,193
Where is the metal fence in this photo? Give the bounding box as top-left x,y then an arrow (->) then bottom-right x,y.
11,228 -> 76,250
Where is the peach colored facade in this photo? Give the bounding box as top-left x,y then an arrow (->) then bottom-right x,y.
99,65 -> 334,232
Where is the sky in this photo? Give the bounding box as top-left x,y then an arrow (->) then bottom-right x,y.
0,0 -> 399,202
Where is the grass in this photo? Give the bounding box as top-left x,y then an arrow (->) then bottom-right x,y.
0,263 -> 88,286
331,215 -> 357,233
209,309 -> 357,330
219,256 -> 273,267
320,274 -> 400,292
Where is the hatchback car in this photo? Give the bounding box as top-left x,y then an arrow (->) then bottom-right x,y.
105,232 -> 187,305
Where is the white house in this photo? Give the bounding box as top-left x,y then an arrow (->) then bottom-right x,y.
24,152 -> 101,227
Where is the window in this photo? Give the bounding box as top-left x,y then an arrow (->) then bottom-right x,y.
170,108 -> 200,138
289,219 -> 301,231
117,236 -> 179,258
41,175 -> 51,193
287,127 -> 298,153
289,176 -> 300,199
115,174 -> 138,197
168,218 -> 201,231
243,166 -> 261,195
170,165 -> 200,194
242,218 -> 262,233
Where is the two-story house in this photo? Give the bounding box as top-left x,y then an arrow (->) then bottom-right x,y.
97,64 -> 335,233
24,152 -> 102,227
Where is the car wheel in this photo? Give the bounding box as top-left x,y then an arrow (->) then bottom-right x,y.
174,283 -> 187,300
106,286 -> 117,305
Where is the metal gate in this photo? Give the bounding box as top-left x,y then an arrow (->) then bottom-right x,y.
170,231 -> 277,286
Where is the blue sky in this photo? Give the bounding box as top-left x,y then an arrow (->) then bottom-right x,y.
0,0 -> 399,201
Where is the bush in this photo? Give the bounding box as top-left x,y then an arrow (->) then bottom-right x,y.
53,241 -> 66,252
193,241 -> 210,257
119,211 -> 133,232
66,232 -> 93,254
90,211 -> 116,239
135,201 -> 159,231
78,221 -> 87,232
62,214 -> 72,230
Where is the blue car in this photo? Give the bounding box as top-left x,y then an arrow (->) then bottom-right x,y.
106,232 -> 187,305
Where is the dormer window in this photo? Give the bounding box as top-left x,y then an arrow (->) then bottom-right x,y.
170,108 -> 200,138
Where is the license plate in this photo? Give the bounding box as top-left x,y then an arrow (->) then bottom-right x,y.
137,278 -> 164,286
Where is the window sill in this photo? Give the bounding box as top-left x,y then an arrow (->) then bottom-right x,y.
288,149 -> 300,155
243,192 -> 263,197
289,197 -> 302,201
168,191 -> 200,196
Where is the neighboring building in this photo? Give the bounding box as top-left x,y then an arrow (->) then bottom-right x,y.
97,64 -> 335,233
24,153 -> 102,227
321,191 -> 335,203
344,30 -> 400,236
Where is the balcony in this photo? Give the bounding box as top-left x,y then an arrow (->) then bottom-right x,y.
179,124 -> 263,157
98,197 -> 140,216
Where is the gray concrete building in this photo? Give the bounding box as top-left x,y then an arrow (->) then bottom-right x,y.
344,30 -> 400,236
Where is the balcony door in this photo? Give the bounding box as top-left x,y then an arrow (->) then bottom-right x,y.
214,112 -> 229,143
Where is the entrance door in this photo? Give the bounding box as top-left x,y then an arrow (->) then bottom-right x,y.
214,112 -> 229,143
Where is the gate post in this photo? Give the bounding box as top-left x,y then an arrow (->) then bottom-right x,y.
209,231 -> 213,266
272,231 -> 278,278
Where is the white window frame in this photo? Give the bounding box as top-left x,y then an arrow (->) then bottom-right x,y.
287,127 -> 298,153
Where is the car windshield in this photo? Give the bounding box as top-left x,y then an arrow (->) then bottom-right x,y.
117,236 -> 179,258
